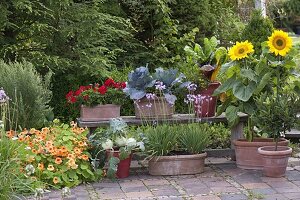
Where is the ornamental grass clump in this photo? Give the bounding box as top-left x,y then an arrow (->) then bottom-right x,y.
144,123 -> 211,156
7,121 -> 102,188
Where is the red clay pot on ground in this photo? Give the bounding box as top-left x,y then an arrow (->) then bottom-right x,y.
134,97 -> 174,119
80,104 -> 120,121
148,152 -> 207,176
234,138 -> 289,170
258,146 -> 292,177
106,150 -> 132,178
195,82 -> 220,118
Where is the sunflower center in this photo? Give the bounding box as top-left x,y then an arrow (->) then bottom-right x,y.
273,37 -> 286,50
238,48 -> 245,54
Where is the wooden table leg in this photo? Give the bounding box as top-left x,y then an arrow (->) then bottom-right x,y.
230,122 -> 245,161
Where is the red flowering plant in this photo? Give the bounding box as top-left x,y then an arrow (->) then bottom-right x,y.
66,78 -> 126,107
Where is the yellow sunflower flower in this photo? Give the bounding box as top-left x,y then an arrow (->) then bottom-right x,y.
267,30 -> 292,57
228,40 -> 254,60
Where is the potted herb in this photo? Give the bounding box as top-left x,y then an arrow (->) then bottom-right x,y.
89,118 -> 144,178
144,123 -> 210,175
123,66 -> 188,118
256,30 -> 299,177
183,37 -> 227,117
66,78 -> 126,121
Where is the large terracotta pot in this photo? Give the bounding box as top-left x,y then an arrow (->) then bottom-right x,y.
258,146 -> 292,177
195,82 -> 220,118
106,150 -> 132,178
134,97 -> 174,119
148,152 -> 207,175
80,104 -> 120,121
234,138 -> 289,170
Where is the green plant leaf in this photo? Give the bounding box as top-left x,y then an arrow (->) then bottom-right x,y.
254,72 -> 272,94
213,75 -> 236,95
225,105 -> 240,127
80,164 -> 88,170
240,69 -> 257,82
233,81 -> 256,102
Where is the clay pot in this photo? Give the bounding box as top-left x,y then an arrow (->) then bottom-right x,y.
80,104 -> 120,121
148,152 -> 207,175
106,150 -> 132,178
195,82 -> 220,118
134,97 -> 174,119
234,138 -> 289,170
258,146 -> 292,177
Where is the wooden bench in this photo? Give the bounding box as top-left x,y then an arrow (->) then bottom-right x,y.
77,113 -> 248,158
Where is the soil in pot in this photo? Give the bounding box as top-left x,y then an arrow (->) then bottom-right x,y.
148,152 -> 207,176
234,138 -> 289,170
80,104 -> 120,121
134,97 -> 174,119
258,146 -> 292,177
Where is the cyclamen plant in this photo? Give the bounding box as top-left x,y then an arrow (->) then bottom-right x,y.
66,78 -> 126,107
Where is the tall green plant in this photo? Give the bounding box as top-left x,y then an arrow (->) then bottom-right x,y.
0,60 -> 52,129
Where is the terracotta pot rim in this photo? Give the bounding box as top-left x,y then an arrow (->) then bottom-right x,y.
150,152 -> 207,161
234,138 -> 288,147
258,146 -> 292,156
81,104 -> 120,108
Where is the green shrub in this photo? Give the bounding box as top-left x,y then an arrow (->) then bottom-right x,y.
242,10 -> 274,55
206,123 -> 231,149
0,60 -> 53,129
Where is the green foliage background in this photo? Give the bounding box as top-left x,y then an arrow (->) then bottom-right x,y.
0,0 -> 257,122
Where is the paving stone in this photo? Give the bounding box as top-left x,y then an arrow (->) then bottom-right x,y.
285,170 -> 300,181
121,186 -> 149,193
143,179 -> 169,186
250,187 -> 277,195
241,182 -> 270,189
192,195 -> 222,200
294,166 -> 300,171
273,186 -> 300,193
185,187 -> 212,196
292,180 -> 300,186
205,180 -> 232,187
149,185 -> 181,196
266,181 -> 297,188
219,194 -> 247,200
262,194 -> 289,200
119,180 -> 145,188
261,177 -> 288,182
125,191 -> 154,198
210,186 -> 240,193
92,182 -> 120,188
282,192 -> 300,199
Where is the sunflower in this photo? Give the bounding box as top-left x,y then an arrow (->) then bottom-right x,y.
228,40 -> 254,60
267,30 -> 292,57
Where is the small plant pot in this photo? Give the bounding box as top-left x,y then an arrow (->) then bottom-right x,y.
194,82 -> 220,118
148,152 -> 207,175
106,150 -> 132,179
134,97 -> 174,119
80,104 -> 120,121
258,146 -> 292,177
234,138 -> 289,170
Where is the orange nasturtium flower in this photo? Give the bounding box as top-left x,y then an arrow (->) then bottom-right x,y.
47,164 -> 55,171
55,157 -> 62,165
74,147 -> 82,155
81,154 -> 89,161
53,177 -> 59,184
6,130 -> 15,138
38,163 -> 44,170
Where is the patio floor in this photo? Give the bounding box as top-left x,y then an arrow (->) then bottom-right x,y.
23,158 -> 300,200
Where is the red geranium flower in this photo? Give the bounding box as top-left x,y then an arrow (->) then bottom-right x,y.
104,78 -> 115,87
120,82 -> 126,89
66,91 -> 77,103
98,85 -> 107,94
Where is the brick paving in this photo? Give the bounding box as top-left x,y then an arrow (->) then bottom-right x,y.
21,158 -> 300,200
